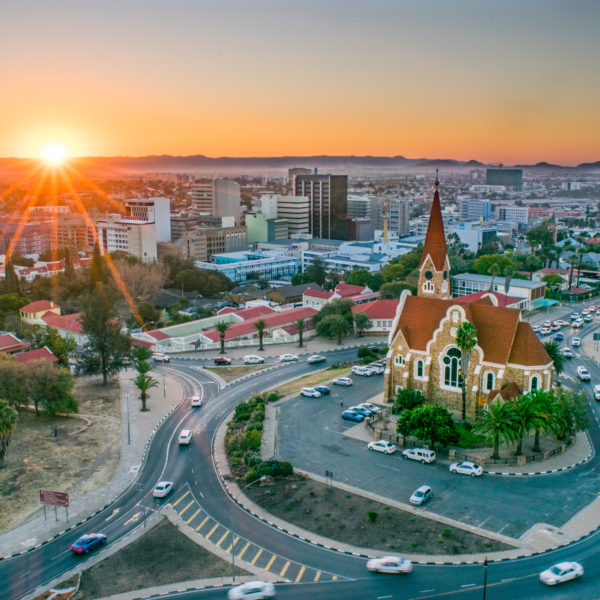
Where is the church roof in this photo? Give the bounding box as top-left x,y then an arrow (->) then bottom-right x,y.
488,382 -> 522,402
419,185 -> 448,270
508,322 -> 552,366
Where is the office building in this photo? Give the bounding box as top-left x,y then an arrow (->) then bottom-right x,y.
170,216 -> 205,242
257,194 -> 279,220
123,197 -> 171,242
486,167 -> 523,191
347,196 -> 372,219
373,197 -> 410,235
191,179 -> 241,225
276,195 -> 310,237
95,217 -> 157,263
0,222 -> 52,256
196,250 -> 298,282
497,206 -> 529,225
288,167 -> 312,195
458,198 -> 491,221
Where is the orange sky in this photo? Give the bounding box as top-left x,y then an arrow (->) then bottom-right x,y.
1,0 -> 599,165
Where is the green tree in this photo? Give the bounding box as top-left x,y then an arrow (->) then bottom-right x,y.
529,390 -> 557,453
254,319 -> 266,351
541,274 -> 563,288
133,372 -> 158,412
90,243 -> 108,288
378,281 -> 413,299
503,265 -> 515,305
344,268 -> 383,291
393,389 -> 425,414
0,360 -> 28,408
508,394 -> 545,456
543,341 -> 564,375
353,312 -> 371,337
0,293 -> 28,326
132,344 -> 153,375
471,255 -> 516,277
4,260 -> 20,295
0,399 -> 18,461
316,314 -> 351,344
296,318 -> 305,348
526,224 -> 554,254
22,324 -> 77,367
27,361 -> 78,416
312,298 -> 354,329
138,302 -> 161,328
397,405 -> 457,450
472,400 -> 517,460
215,320 -> 230,354
455,321 -> 478,421
553,388 -> 589,440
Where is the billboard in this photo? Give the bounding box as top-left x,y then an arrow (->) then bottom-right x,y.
39,489 -> 69,508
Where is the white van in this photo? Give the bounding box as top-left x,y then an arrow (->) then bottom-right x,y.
401,448 -> 436,464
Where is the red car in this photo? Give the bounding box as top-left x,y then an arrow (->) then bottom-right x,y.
213,356 -> 232,365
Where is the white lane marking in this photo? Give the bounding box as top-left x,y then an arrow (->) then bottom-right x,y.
461,583 -> 476,588
420,590 -> 435,594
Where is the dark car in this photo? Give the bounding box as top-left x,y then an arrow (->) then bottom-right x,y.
367,344 -> 380,352
349,405 -> 375,417
341,410 -> 365,422
213,356 -> 232,365
69,533 -> 107,554
554,333 -> 564,341
314,385 -> 330,395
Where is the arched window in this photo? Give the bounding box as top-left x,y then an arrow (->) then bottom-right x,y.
422,281 -> 434,293
415,359 -> 424,378
530,375 -> 540,392
443,348 -> 462,388
484,371 -> 494,392
394,355 -> 403,366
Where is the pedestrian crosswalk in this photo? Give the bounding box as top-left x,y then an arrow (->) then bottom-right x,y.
170,485 -> 342,583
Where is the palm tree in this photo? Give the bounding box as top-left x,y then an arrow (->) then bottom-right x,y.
0,399 -> 18,461
254,319 -> 266,351
472,400 -> 517,460
455,321 -> 478,421
133,373 -> 159,412
529,390 -> 556,453
215,320 -> 230,354
296,318 -> 305,348
503,265 -> 514,306
487,263 -> 500,292
509,394 -> 545,456
543,341 -> 564,375
132,345 -> 153,375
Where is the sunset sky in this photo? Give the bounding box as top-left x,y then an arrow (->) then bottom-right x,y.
2,0 -> 599,164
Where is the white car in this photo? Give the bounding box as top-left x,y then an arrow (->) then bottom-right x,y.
402,448 -> 436,464
190,395 -> 202,407
366,556 -> 413,574
279,353 -> 298,362
227,580 -> 276,599
532,325 -> 541,333
572,337 -> 581,347
543,320 -> 551,327
409,485 -> 433,505
594,385 -> 600,401
178,429 -> 193,445
153,353 -> 170,363
300,387 -> 321,398
359,402 -> 383,413
332,376 -> 353,386
367,440 -> 397,454
243,355 -> 264,364
307,354 -> 326,364
351,365 -> 374,377
539,561 -> 583,586
540,327 -> 551,335
577,366 -> 591,381
367,363 -> 385,374
562,348 -> 573,358
152,481 -> 174,498
449,461 -> 483,477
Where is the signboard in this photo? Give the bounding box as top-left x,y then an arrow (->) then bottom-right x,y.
40,489 -> 69,508
594,333 -> 600,341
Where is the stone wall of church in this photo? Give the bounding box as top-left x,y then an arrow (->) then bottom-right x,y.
417,255 -> 450,299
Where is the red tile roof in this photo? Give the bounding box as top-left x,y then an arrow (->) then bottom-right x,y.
15,347 -> 58,364
0,333 -> 24,349
456,291 -> 522,308
20,300 -> 59,314
351,291 -> 381,303
419,185 -> 448,270
351,300 -> 399,319
335,283 -> 367,297
145,329 -> 171,340
228,305 -> 276,320
41,312 -> 84,334
508,322 -> 552,366
488,382 -> 522,402
304,289 -> 336,300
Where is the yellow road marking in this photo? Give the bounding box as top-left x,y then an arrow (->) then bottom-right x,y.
265,555 -> 277,571
295,566 -> 305,582
238,542 -> 250,559
186,508 -> 201,524
226,537 -> 239,552
332,576 -> 338,581
196,516 -> 209,531
314,571 -> 321,582
280,561 -> 291,577
178,500 -> 195,516
206,523 -> 219,540
250,548 -> 263,565
172,490 -> 190,508
216,531 -> 229,547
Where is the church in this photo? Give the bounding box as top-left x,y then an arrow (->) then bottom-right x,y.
384,179 -> 553,420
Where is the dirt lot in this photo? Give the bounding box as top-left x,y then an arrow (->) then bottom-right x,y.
206,364 -> 271,382
0,376 -> 121,532
245,477 -> 512,555
74,519 -> 248,599
267,366 -> 350,397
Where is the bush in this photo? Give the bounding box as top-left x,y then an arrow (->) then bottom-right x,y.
234,403 -> 253,422
357,346 -> 373,359
244,429 -> 262,451
256,459 -> 293,478
378,346 -> 388,355
367,511 -> 378,524
267,392 -> 279,403
247,421 -> 263,432
455,423 -> 486,449
244,452 -> 261,467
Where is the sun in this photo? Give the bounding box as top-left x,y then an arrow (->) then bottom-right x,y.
41,144 -> 67,164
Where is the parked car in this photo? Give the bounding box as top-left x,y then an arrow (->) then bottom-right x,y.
153,353 -> 170,363
358,402 -> 383,413
366,556 -> 412,574
349,405 -> 375,417
449,461 -> 483,477
332,376 -> 353,386
227,580 -> 276,599
572,337 -> 581,347
532,325 -> 541,333
367,440 -> 397,454
152,481 -> 174,498
279,353 -> 298,362
307,355 -> 326,364
594,384 -> 600,401
562,348 -> 573,358
402,448 -> 436,464
69,533 -> 107,554
341,410 -> 365,422
351,365 -> 375,377
300,387 -> 321,398
190,395 -> 202,407
314,385 -> 330,395
367,363 -> 385,374
539,562 -> 583,586
243,355 -> 264,364
213,356 -> 232,365
409,485 -> 433,505
577,366 -> 591,381
178,429 -> 193,445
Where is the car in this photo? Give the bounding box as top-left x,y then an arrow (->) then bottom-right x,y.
332,376 -> 353,386
243,355 -> 264,364
584,315 -> 593,322
582,309 -> 589,315
367,363 -> 385,374
227,580 -> 276,599
449,461 -> 483,477
594,385 -> 600,400
307,354 -> 326,364
314,385 -> 330,395
550,323 -> 560,331
351,365 -> 375,377
300,387 -> 321,398
572,337 -> 581,347
359,402 -> 383,413
69,533 -> 107,554
367,344 -> 380,351
410,485 -> 433,505
349,405 -> 375,417
190,395 -> 202,407
279,353 -> 299,362
589,306 -> 596,312
532,325 -> 541,333
213,356 -> 232,365
572,321 -> 582,328
562,348 -> 573,358
366,556 -> 413,574
178,429 -> 193,445
152,481 -> 174,498
543,320 -> 551,327
367,440 -> 397,454
539,561 -> 583,586
577,366 -> 591,381
554,332 -> 564,341
540,327 -> 551,335
402,448 -> 436,464
341,410 -> 365,422
570,312 -> 580,320
153,353 -> 170,363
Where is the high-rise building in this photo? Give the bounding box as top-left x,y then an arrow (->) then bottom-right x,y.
486,167 -> 522,191
347,196 -> 371,219
373,197 -> 410,235
276,195 -> 310,237
294,172 -> 349,240
257,194 -> 279,220
191,179 -> 241,225
497,205 -> 529,224
458,198 -> 492,221
288,167 -> 312,195
123,197 -> 171,242
95,217 -> 157,263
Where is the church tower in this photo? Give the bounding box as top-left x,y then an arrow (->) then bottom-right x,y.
417,174 -> 450,299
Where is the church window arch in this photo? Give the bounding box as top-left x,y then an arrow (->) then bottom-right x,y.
483,371 -> 494,393
530,374 -> 540,392
422,281 -> 434,293
415,359 -> 424,378
442,347 -> 461,389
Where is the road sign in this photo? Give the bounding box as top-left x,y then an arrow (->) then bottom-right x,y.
594,333 -> 600,341
39,489 -> 69,508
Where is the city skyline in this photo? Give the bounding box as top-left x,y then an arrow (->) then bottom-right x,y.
1,0 -> 599,164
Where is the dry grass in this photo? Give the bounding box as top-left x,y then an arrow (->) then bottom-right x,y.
267,366 -> 350,398
205,364 -> 271,382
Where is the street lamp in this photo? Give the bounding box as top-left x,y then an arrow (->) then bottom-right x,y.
482,558 -> 488,600
126,385 -> 131,445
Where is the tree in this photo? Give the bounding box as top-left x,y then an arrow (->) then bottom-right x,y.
215,320 -> 230,354
26,361 -> 78,416
132,344 -> 153,375
137,302 -> 162,328
508,394 -> 544,456
90,243 -> 108,288
316,314 -> 351,344
455,321 -> 478,421
471,255 -> 516,277
526,224 -> 554,254
379,281 -> 413,299
553,388 -> 589,440
541,274 -> 564,288
529,390 -> 557,453
254,319 -> 266,351
4,260 -> 20,295
472,400 -> 517,460
0,359 -> 28,408
312,298 -> 354,329
0,399 -> 18,461
397,405 -> 457,450
393,389 -> 425,413
113,260 -> 168,307
0,293 -> 28,327
487,263 -> 500,292
503,265 -> 515,305
22,324 -> 77,367
353,312 -> 371,337
543,341 -> 564,375
133,372 -> 158,412
296,318 -> 305,348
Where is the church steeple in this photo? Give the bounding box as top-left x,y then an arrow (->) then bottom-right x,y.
417,173 -> 450,298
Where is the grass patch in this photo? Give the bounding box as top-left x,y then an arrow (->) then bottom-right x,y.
455,423 -> 487,449
205,364 -> 271,382
267,366 -> 350,398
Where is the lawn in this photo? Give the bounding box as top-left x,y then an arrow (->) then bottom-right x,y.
205,364 -> 271,382
267,366 -> 350,398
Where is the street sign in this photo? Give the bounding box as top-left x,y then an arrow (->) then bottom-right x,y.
39,489 -> 69,508
594,333 -> 600,341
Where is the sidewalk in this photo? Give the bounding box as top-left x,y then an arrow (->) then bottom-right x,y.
0,370 -> 184,558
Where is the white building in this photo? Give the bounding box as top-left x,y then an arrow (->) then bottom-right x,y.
497,205 -> 529,225
96,216 -> 157,263
276,195 -> 310,236
123,197 -> 171,242
191,179 -> 241,225
257,194 -> 279,220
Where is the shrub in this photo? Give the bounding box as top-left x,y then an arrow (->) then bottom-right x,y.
244,452 -> 261,467
247,421 -> 263,432
267,392 -> 279,403
378,346 -> 388,355
367,511 -> 378,524
257,459 -> 293,478
244,429 -> 262,451
234,403 -> 253,422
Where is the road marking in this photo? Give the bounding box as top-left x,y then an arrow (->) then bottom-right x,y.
196,516 -> 209,531
461,583 -> 475,588
314,571 -> 321,582
172,490 -> 190,508
295,566 -> 306,582
226,536 -> 239,552
178,500 -> 195,516
238,541 -> 250,559
419,591 -> 435,594
216,531 -> 229,547
124,511 -> 141,526
205,523 -> 219,540
265,554 -> 277,571
105,508 -> 120,521
250,548 -> 263,565
280,561 -> 291,577
186,508 -> 202,524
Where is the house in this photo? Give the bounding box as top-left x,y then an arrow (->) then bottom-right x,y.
15,346 -> 58,364
19,300 -> 61,324
0,333 -> 30,354
302,282 -> 380,310
266,283 -> 323,305
40,311 -> 87,346
351,300 -> 399,334
302,289 -> 339,309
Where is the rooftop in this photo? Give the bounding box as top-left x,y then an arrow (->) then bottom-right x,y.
452,273 -> 545,289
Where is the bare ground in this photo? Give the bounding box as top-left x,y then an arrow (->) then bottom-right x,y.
205,365 -> 271,382
267,366 -> 350,397
0,376 -> 121,532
